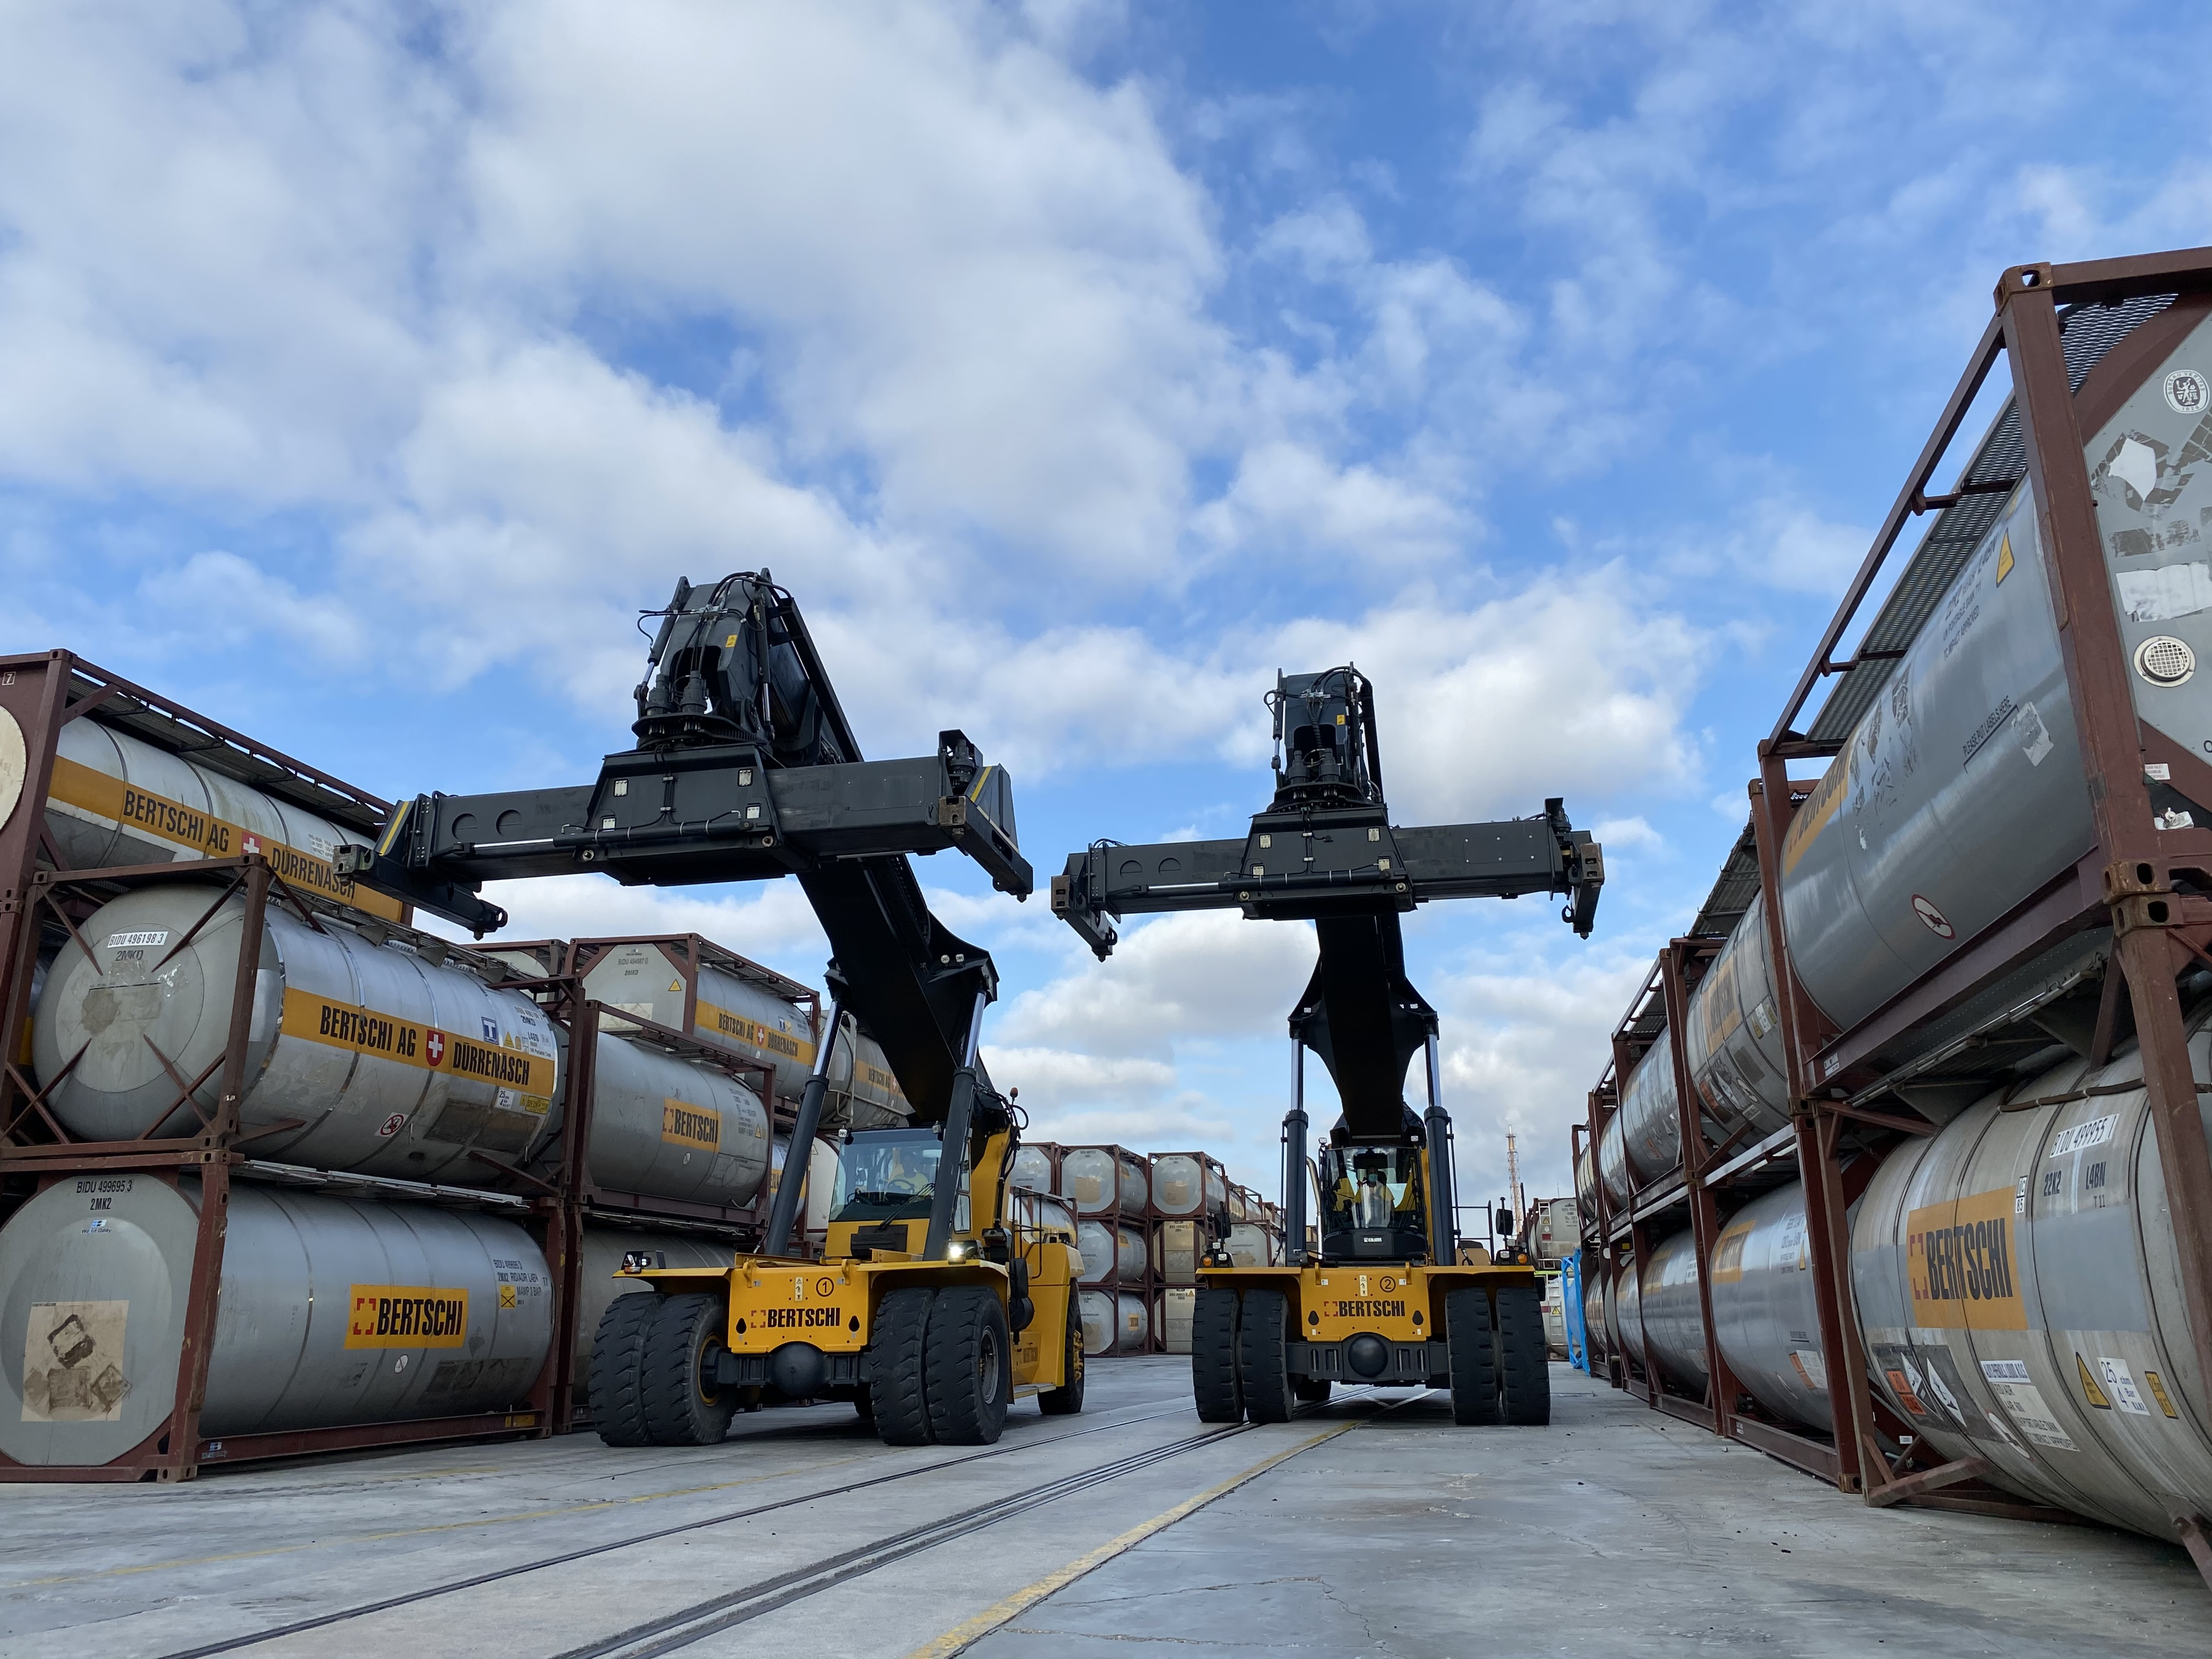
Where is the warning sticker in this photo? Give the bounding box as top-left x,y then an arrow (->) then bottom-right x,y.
2098,1356 -> 2153,1416
2077,1352 -> 2112,1410
1980,1358 -> 2077,1450
1907,1187 -> 2027,1330
21,1300 -> 129,1422
345,1285 -> 469,1349
1787,1349 -> 1828,1392
2144,1369 -> 2183,1419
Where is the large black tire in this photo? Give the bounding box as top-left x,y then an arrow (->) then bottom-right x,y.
1191,1285 -> 1242,1423
925,1286 -> 1012,1446
1292,1376 -> 1332,1405
1236,1287 -> 1293,1424
1446,1288 -> 1498,1426
589,1291 -> 658,1447
1496,1283 -> 1552,1425
1038,1293 -> 1086,1416
640,1292 -> 736,1446
870,1286 -> 936,1446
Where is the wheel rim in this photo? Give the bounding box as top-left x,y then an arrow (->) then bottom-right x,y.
978,1330 -> 1001,1405
697,1336 -> 724,1405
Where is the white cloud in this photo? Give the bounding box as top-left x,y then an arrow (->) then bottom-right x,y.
997,910 -> 1316,1059
426,872 -> 830,979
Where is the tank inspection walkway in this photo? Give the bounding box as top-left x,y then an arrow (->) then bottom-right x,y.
0,1364 -> 2203,1659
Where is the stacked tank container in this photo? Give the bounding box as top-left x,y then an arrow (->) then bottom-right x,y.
0,655 -> 858,1475
1147,1150 -> 1228,1355
1061,1145 -> 1153,1355
1567,254 -> 2212,1576
0,655 -> 577,1478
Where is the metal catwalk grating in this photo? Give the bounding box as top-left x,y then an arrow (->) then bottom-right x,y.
1804,292 -> 2179,748
1688,818 -> 1761,940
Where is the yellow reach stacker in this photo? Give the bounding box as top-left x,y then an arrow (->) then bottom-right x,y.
1054,668 -> 1604,1425
340,570 -> 1079,1446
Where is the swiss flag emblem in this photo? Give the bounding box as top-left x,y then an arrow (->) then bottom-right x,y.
425,1030 -> 446,1066
242,834 -> 262,856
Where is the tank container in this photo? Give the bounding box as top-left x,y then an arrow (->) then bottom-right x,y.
1149,1154 -> 1227,1218
581,943 -> 818,1103
34,888 -> 559,1182
0,1179 -> 550,1464
823,1016 -> 912,1131
1010,1144 -> 1057,1194
1574,1145 -> 1596,1216
1156,1220 -> 1198,1284
1227,1223 -> 1274,1269
1853,1015 -> 2212,1542
41,720 -> 403,921
571,1229 -> 732,1401
1617,1229 -> 1707,1391
1617,1044 -> 1695,1189
566,1034 -> 771,1209
1078,1289 -> 1150,1356
1534,1199 -> 1580,1265
1597,1113 -> 1630,1207
1777,486 -> 2092,1034
1582,1263 -> 1612,1362
1077,1221 -> 1147,1285
768,1136 -> 839,1236
1708,1184 -> 1833,1432
1160,1288 -> 1195,1354
1061,1148 -> 1147,1215
1681,891 -> 1798,1135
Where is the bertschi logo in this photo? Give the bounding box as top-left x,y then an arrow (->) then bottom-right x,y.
345,1284 -> 469,1349
661,1099 -> 721,1152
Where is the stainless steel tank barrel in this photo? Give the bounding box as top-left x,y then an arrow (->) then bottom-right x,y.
1149,1154 -> 1226,1218
42,720 -> 404,921
823,1014 -> 912,1131
1681,890 -> 1797,1134
1853,1020 -> 2212,1542
1010,1145 -> 1056,1193
1597,1112 -> 1630,1207
1061,1148 -> 1147,1215
1156,1219 -> 1198,1284
0,1178 -> 551,1464
33,888 -> 560,1183
1709,1183 -> 1833,1432
1077,1220 -> 1146,1285
1582,1261 -> 1612,1362
1777,486 -> 2094,1032
1227,1222 -> 1274,1267
1618,1228 -> 1707,1391
1078,1288 -> 1150,1356
1161,1287 -> 1195,1354
572,1228 -> 731,1400
1575,1145 -> 1596,1216
581,942 -> 818,1102
1620,1044 -> 1710,1189
568,1034 -> 771,1209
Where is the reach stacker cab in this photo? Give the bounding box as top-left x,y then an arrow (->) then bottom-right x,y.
338,571 -> 1081,1446
1053,667 -> 1603,1425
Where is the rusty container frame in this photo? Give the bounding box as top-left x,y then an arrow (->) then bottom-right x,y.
0,651 -> 562,1478
1582,248 -> 2212,1579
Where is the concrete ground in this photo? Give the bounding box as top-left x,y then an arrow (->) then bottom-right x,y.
0,1361 -> 2204,1659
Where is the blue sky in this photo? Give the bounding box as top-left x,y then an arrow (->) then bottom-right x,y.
5,0 -> 2208,1210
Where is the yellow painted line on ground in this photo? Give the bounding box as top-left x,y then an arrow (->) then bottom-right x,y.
5,1453 -> 874,1589
900,1422 -> 1359,1659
